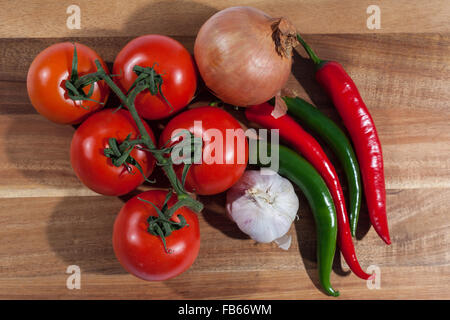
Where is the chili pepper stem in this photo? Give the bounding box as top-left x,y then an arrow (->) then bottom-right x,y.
296,34 -> 323,65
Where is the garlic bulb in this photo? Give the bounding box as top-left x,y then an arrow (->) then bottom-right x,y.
226,168 -> 299,249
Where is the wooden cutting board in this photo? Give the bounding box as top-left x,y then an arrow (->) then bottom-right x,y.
0,0 -> 449,299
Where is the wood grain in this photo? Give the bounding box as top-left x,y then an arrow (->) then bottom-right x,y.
1,34 -> 449,195
0,188 -> 448,299
0,0 -> 449,38
0,22 -> 449,299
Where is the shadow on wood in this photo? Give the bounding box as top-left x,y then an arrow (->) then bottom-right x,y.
123,0 -> 217,43
46,196 -> 127,275
294,186 -> 365,297
291,47 -> 330,109
83,0 -> 217,52
355,198 -> 372,240
293,191 -> 323,295
199,192 -> 250,240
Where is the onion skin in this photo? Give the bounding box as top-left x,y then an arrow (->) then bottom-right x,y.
194,6 -> 297,106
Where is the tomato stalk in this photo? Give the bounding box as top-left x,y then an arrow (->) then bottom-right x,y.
64,45 -> 106,108
130,64 -> 172,112
103,134 -> 153,182
138,192 -> 189,253
91,60 -> 203,213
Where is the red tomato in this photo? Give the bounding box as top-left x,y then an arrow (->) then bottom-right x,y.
112,35 -> 197,120
70,109 -> 156,196
27,42 -> 109,124
113,190 -> 200,281
159,106 -> 248,195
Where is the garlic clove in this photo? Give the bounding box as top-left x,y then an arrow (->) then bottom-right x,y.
274,233 -> 292,250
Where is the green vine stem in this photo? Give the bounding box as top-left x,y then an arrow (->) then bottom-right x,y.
91,60 -> 203,213
64,45 -> 105,108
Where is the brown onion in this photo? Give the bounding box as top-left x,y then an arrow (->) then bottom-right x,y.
194,6 -> 298,107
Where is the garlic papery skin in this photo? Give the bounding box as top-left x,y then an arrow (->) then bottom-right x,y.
226,168 -> 299,245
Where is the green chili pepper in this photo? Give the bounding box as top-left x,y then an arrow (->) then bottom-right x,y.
254,141 -> 339,297
284,96 -> 362,237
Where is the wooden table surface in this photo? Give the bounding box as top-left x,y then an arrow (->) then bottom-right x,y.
0,0 -> 449,300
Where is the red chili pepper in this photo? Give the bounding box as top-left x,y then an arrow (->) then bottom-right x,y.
297,34 -> 391,245
245,103 -> 373,280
